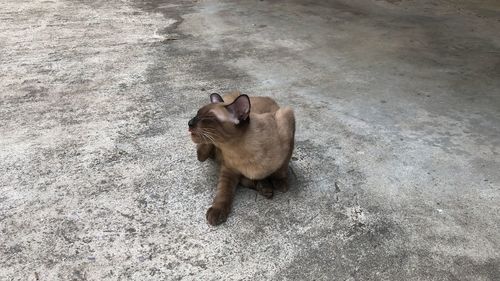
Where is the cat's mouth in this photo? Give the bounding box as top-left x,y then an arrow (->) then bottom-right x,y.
189,128 -> 215,144
189,129 -> 202,143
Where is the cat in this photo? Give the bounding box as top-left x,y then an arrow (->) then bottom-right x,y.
196,91 -> 282,198
189,92 -> 295,225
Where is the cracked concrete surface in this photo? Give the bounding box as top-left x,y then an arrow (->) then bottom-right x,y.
1,0 -> 499,280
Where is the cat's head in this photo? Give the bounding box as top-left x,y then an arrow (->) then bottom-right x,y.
188,93 -> 251,144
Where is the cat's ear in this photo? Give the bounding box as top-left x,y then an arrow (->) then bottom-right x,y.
210,93 -> 224,103
225,95 -> 251,124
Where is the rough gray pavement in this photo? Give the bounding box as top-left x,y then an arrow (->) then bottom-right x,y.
1,0 -> 499,280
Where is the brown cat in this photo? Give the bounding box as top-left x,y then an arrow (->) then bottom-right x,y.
189,92 -> 295,225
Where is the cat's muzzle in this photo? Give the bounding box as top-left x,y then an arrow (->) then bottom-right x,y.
188,116 -> 201,143
188,116 -> 198,130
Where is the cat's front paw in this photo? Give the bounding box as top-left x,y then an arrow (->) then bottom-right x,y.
206,205 -> 230,226
197,144 -> 215,162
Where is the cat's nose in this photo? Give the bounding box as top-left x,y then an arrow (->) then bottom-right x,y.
188,117 -> 198,128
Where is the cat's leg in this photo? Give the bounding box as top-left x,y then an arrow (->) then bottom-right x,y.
196,143 -> 215,162
206,166 -> 239,226
269,163 -> 290,192
239,177 -> 256,188
239,177 -> 273,199
256,179 -> 274,199
243,179 -> 274,199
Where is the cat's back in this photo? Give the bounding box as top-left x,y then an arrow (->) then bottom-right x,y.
251,107 -> 295,142
250,96 -> 279,114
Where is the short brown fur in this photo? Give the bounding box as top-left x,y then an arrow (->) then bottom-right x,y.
189,91 -> 295,225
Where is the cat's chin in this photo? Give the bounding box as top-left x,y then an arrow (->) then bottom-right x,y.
190,133 -> 202,144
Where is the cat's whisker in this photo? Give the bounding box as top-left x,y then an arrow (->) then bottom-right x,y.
206,134 -> 218,144
201,131 -> 216,144
202,130 -> 217,139
206,133 -> 217,143
200,132 -> 208,142
199,133 -> 207,143
203,133 -> 213,143
202,128 -> 218,135
198,130 -> 214,144
200,129 -> 217,138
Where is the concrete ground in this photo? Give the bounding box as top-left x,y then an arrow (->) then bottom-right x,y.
1,0 -> 499,280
